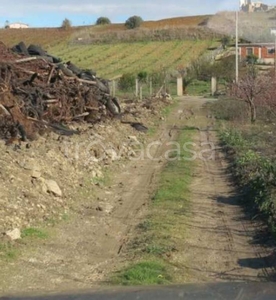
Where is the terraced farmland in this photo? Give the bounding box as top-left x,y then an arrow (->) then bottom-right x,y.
0,14 -> 218,79
49,39 -> 216,79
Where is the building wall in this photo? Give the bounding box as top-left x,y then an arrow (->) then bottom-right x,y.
240,46 -> 275,59
8,23 -> 29,29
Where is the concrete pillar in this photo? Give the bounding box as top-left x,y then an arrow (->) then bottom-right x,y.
177,77 -> 183,96
139,86 -> 143,100
211,76 -> 217,96
135,78 -> 139,97
112,80 -> 116,97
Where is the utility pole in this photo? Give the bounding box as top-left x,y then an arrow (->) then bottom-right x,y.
235,10 -> 239,83
270,28 -> 276,78
274,34 -> 276,78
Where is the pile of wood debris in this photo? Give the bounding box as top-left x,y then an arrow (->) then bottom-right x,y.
0,41 -> 121,143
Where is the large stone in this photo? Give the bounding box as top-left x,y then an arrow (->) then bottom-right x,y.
21,159 -> 41,172
31,169 -> 41,178
5,228 -> 21,240
43,179 -> 62,197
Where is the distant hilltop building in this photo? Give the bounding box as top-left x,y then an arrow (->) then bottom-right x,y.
5,22 -> 29,29
240,0 -> 273,12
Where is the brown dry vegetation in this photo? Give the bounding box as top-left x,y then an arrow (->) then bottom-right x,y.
0,28 -> 77,48
0,15 -> 212,49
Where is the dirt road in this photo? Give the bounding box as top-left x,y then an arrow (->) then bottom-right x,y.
172,98 -> 276,282
0,97 -> 275,295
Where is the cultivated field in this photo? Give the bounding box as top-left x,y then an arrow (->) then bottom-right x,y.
49,40 -> 217,79
0,15 -> 219,79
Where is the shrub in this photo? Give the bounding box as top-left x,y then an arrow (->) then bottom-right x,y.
221,35 -> 230,49
125,16 -> 143,29
210,99 -> 247,121
118,73 -> 136,91
137,71 -> 148,83
96,17 -> 111,25
61,18 -> 72,30
246,54 -> 258,65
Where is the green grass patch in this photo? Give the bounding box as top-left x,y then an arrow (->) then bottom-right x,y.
111,127 -> 195,285
112,261 -> 172,286
0,243 -> 18,261
186,79 -> 210,96
91,169 -> 111,186
22,228 -> 49,239
161,99 -> 178,117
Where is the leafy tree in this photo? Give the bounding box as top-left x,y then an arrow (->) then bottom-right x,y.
61,18 -> 72,30
125,16 -> 143,29
4,20 -> 9,29
96,17 -> 111,25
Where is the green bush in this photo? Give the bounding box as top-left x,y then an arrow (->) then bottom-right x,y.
219,128 -> 276,233
95,17 -> 111,25
246,54 -> 258,65
125,16 -> 143,29
137,71 -> 148,83
118,73 -> 136,91
211,99 -> 247,121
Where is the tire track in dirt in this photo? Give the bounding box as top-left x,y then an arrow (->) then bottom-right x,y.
173,100 -> 276,283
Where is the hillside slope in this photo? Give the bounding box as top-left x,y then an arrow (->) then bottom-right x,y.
208,10 -> 276,42
0,15 -> 219,79
0,15 -> 211,48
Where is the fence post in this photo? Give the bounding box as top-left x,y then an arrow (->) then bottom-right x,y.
149,78 -> 153,96
177,77 -> 183,96
139,86 -> 143,100
135,78 -> 139,97
211,76 -> 217,96
112,80 -> 116,97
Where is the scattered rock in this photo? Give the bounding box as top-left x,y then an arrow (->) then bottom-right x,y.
31,169 -> 41,178
21,159 -> 41,172
43,179 -> 62,197
106,149 -> 118,161
5,228 -> 21,240
96,206 -> 103,212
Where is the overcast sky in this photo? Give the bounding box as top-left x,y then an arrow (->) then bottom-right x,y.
0,0 -> 275,27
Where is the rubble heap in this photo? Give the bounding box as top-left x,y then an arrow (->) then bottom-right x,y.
0,41 -> 121,142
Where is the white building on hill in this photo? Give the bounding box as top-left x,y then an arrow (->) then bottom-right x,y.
240,0 -> 271,12
6,22 -> 29,29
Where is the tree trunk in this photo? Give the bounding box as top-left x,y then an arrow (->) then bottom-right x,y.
249,102 -> 256,123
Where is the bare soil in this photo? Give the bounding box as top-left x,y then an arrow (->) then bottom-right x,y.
0,97 -> 275,296
172,109 -> 276,282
